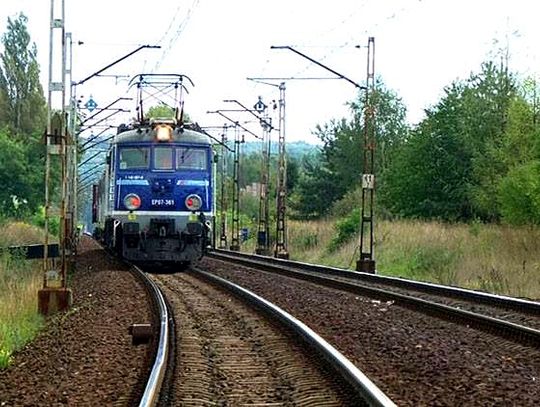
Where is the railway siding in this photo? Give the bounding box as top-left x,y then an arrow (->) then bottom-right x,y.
201,256 -> 540,406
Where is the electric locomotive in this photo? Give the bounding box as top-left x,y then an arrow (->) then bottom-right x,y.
92,74 -> 213,266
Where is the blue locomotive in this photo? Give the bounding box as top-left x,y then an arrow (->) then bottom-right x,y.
92,74 -> 213,266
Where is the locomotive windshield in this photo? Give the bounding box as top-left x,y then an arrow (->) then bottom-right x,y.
154,147 -> 174,170
119,147 -> 149,169
177,147 -> 207,171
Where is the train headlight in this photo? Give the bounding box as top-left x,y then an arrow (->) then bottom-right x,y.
155,124 -> 173,142
185,194 -> 202,211
124,193 -> 141,211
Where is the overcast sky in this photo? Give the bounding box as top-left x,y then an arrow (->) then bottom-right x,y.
0,0 -> 538,144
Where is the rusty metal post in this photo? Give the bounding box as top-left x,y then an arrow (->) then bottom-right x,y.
357,37 -> 376,274
255,99 -> 271,255
219,125 -> 228,249
230,126 -> 242,251
39,0 -> 72,315
274,82 -> 289,259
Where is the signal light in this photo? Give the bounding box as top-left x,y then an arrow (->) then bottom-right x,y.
185,194 -> 202,211
124,193 -> 141,211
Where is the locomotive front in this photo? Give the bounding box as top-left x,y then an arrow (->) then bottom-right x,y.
96,119 -> 213,265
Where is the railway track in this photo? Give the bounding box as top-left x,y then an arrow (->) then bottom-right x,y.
145,267 -> 395,406
208,249 -> 540,347
201,252 -> 540,405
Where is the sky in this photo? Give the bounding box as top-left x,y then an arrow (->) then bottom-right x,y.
0,0 -> 539,145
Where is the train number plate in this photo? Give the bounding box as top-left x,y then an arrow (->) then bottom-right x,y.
151,199 -> 175,207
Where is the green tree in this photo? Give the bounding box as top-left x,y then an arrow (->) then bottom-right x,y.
498,161 -> 540,225
464,61 -> 516,220
145,102 -> 191,123
0,13 -> 46,136
381,61 -> 516,221
292,80 -> 408,218
0,128 -> 34,216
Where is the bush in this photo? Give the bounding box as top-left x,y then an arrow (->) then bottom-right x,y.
31,206 -> 60,236
498,161 -> 540,225
328,209 -> 360,252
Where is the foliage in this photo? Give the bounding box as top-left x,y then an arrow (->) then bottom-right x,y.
289,151 -> 342,219
0,13 -> 46,136
380,61 -> 519,221
328,208 -> 360,252
291,81 -> 409,218
287,218 -> 540,299
498,161 -> 540,225
0,14 -> 47,220
31,205 -> 60,236
380,116 -> 472,220
0,128 -> 44,217
0,221 -> 44,368
145,103 -> 192,122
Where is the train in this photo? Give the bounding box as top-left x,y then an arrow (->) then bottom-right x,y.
91,74 -> 214,266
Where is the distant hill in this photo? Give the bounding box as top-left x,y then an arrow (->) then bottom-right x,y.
237,140 -> 320,158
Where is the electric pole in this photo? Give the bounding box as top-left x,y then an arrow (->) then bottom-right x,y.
254,97 -> 272,255
274,83 -> 289,259
219,124 -> 229,249
270,41 -> 375,270
357,37 -> 376,273
39,0 -> 72,314
230,126 -> 243,251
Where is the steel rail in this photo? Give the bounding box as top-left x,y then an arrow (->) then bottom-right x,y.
210,249 -> 540,314
208,250 -> 540,347
192,267 -> 396,407
84,233 -> 171,405
134,264 -> 170,407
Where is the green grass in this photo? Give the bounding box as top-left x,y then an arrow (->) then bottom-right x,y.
0,221 -> 45,368
286,218 -> 540,300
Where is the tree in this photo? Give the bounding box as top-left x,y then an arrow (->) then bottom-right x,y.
292,80 -> 409,218
145,102 -> 191,123
0,13 -> 46,136
381,61 -> 517,221
0,128 -> 34,215
498,161 -> 540,225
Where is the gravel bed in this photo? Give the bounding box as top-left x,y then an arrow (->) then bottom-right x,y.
153,272 -> 364,406
201,257 -> 540,406
0,237 -> 155,406
334,275 -> 540,331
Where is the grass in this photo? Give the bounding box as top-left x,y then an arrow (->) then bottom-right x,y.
286,218 -> 540,300
0,221 -> 45,368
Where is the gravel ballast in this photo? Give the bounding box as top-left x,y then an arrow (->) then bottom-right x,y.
201,257 -> 540,406
0,237 -> 154,406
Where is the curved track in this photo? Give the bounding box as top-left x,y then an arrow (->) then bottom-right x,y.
201,252 -> 540,405
132,265 -> 171,407
208,249 -> 540,347
148,268 -> 395,406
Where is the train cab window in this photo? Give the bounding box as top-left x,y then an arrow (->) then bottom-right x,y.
177,147 -> 207,171
154,147 -> 174,170
119,147 -> 149,169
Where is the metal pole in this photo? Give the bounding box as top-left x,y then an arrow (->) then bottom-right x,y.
59,0 -> 68,287
274,82 -> 289,259
357,37 -> 376,273
43,0 -> 55,288
39,0 -> 72,315
230,126 -> 242,251
255,101 -> 271,255
219,125 -> 228,249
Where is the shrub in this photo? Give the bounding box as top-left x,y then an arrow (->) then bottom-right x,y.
31,206 -> 60,236
328,209 -> 360,252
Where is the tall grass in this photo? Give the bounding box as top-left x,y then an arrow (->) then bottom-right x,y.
287,218 -> 540,300
0,221 -> 45,368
